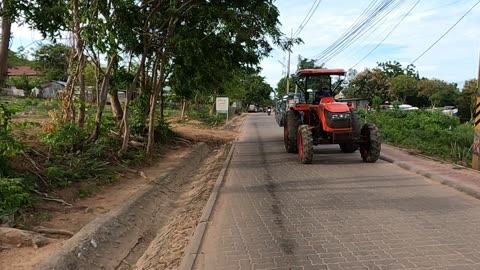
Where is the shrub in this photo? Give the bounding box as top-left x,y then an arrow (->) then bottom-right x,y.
0,178 -> 31,216
41,122 -> 87,152
364,110 -> 473,165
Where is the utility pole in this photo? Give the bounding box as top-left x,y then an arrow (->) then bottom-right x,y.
473,53 -> 480,170
285,29 -> 293,95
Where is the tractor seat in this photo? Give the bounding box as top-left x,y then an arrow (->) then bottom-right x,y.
320,97 -> 335,104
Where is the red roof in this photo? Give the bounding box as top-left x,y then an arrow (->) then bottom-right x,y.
7,66 -> 41,76
296,69 -> 346,77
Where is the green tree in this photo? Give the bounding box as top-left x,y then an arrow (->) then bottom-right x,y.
456,79 -> 477,121
33,43 -> 70,81
347,68 -> 391,101
418,78 -> 459,108
390,74 -> 418,103
377,61 -> 418,79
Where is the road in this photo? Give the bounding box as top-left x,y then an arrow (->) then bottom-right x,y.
193,113 -> 480,270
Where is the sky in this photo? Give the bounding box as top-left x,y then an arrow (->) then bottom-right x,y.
259,0 -> 480,89
8,0 -> 480,89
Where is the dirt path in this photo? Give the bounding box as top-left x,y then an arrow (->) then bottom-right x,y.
0,114 -> 246,270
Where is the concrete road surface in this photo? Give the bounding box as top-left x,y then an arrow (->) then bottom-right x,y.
193,113 -> 480,270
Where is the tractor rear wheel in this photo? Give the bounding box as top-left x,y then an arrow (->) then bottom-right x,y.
284,110 -> 301,153
360,123 -> 381,163
297,125 -> 313,164
339,110 -> 360,153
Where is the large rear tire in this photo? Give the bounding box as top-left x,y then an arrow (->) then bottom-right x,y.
339,110 -> 361,153
360,123 -> 381,163
297,125 -> 313,164
284,110 -> 301,153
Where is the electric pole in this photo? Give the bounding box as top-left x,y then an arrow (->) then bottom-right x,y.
285,29 -> 293,95
473,52 -> 480,170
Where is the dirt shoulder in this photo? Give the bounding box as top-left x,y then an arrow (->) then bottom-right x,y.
0,114 -> 246,270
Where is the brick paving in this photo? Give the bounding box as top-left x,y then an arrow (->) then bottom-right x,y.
193,114 -> 480,270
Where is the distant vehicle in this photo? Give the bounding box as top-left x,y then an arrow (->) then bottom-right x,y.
398,104 -> 419,111
248,104 -> 256,112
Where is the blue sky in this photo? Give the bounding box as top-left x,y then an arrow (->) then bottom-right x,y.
9,0 -> 480,89
260,0 -> 480,89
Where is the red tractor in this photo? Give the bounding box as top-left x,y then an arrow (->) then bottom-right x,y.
283,69 -> 381,164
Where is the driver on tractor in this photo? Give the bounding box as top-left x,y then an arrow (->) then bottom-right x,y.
313,85 -> 331,104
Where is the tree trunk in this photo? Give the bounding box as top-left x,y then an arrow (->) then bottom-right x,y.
180,98 -> 187,120
109,90 -> 123,125
119,54 -> 146,155
209,95 -> 216,116
73,0 -> 86,128
146,52 -> 168,157
87,56 -> 116,143
0,14 -> 11,88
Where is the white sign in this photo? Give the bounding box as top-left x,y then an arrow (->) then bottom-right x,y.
216,97 -> 229,112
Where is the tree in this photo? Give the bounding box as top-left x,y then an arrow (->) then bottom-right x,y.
418,78 -> 459,108
297,56 -> 324,70
390,75 -> 418,103
377,61 -> 418,79
456,79 -> 477,121
347,68 -> 391,101
33,43 -> 70,81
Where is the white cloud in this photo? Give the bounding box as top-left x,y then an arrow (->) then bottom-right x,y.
262,0 -> 480,88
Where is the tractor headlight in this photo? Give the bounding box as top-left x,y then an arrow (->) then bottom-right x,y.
330,112 -> 351,120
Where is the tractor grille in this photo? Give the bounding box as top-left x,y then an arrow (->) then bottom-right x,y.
325,111 -> 351,128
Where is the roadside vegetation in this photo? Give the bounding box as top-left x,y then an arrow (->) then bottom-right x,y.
0,1 -> 281,224
359,109 -> 473,166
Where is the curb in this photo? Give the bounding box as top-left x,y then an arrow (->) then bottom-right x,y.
178,139 -> 237,270
178,115 -> 246,270
380,154 -> 480,200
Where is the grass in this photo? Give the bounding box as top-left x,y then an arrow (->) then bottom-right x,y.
360,109 -> 474,166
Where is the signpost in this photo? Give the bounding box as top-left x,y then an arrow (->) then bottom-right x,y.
473,54 -> 480,170
216,97 -> 229,121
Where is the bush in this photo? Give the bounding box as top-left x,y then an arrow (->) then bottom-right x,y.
155,118 -> 175,144
0,178 -> 31,216
364,110 -> 473,165
41,122 -> 87,152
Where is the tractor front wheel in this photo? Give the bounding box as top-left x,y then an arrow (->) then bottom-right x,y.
360,123 -> 381,163
297,125 -> 313,164
284,110 -> 301,153
339,109 -> 361,153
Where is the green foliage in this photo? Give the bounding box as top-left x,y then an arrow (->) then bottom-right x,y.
456,79 -> 477,121
33,43 -> 70,81
0,103 -> 24,173
0,178 -> 31,216
7,73 -> 42,93
154,118 -> 175,143
188,106 -> 227,127
366,110 -> 473,165
348,68 -> 390,101
417,79 -> 459,108
390,75 -> 418,103
377,61 -> 418,79
41,122 -> 87,152
7,49 -> 34,67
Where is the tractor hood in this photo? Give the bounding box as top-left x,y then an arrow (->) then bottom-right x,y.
324,102 -> 350,113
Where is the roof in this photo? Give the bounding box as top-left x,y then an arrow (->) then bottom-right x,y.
296,69 -> 346,77
7,66 -> 41,76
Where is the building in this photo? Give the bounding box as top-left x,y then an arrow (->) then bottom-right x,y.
7,66 -> 41,77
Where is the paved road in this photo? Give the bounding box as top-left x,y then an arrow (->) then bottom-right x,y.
193,113 -> 480,270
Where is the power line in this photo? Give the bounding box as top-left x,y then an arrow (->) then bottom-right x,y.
351,0 -> 422,69
411,0 -> 480,64
314,0 -> 405,64
293,0 -> 323,38
292,0 -> 318,37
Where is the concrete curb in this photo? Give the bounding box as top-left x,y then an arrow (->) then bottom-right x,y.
179,115 -> 246,270
380,154 -> 480,200
178,139 -> 237,270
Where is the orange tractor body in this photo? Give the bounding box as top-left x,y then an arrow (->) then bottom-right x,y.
283,69 -> 381,164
